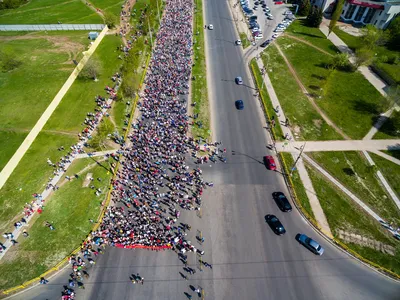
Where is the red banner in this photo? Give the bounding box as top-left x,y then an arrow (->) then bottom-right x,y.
348,0 -> 384,9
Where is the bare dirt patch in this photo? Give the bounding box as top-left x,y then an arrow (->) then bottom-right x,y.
83,173 -> 93,187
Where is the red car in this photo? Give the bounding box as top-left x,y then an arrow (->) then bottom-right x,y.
264,155 -> 277,171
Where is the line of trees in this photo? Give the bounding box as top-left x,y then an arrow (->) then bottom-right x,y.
0,0 -> 27,10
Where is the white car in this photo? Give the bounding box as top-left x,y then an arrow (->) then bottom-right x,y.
272,33 -> 280,39
255,34 -> 263,40
208,24 -> 213,30
267,15 -> 274,20
274,27 -> 284,32
235,39 -> 242,45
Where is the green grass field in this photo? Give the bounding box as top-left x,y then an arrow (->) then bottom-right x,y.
90,0 -> 124,16
0,31 -> 89,171
0,0 -> 102,24
239,32 -> 250,49
262,44 -> 343,141
0,161 -> 112,290
277,37 -> 389,139
191,0 -> 210,140
373,110 -> 400,139
307,165 -> 400,275
370,152 -> 400,198
309,151 -> 400,223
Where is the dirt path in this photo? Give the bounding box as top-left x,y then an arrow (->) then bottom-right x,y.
119,0 -> 136,46
81,0 -> 105,18
284,33 -> 334,57
274,43 -> 350,140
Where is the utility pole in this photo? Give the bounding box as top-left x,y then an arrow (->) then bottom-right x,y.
290,143 -> 306,176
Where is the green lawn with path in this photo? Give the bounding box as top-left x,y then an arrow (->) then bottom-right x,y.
0,0 -> 102,24
382,150 -> 400,160
0,31 -> 89,171
373,110 -> 400,139
277,37 -> 389,139
0,161 -> 112,290
239,32 -> 250,49
307,165 -> 400,276
309,151 -> 400,223
90,0 -> 124,16
370,152 -> 400,198
261,44 -> 343,141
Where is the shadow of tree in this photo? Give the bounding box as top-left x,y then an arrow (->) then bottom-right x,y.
377,114 -> 400,138
343,168 -> 355,176
386,149 -> 400,159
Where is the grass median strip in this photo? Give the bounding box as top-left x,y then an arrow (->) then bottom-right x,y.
308,151 -> 400,223
306,164 -> 400,275
239,32 -> 250,49
369,152 -> 400,198
250,58 -> 284,140
191,0 -> 210,140
0,162 -> 112,290
262,44 -> 342,141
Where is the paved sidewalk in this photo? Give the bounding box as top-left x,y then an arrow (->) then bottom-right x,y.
320,19 -> 387,97
276,139 -> 400,152
370,149 -> 400,166
75,149 -> 118,159
0,26 -> 109,192
363,106 -> 396,140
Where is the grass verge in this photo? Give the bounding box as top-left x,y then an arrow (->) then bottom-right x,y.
191,0 -> 210,140
277,37 -> 389,139
308,151 -> 400,223
239,32 -> 250,49
261,44 -> 343,141
0,161 -> 112,290
306,164 -> 400,276
369,152 -> 400,198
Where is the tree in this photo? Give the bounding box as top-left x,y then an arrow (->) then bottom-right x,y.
80,59 -> 101,80
0,51 -> 22,72
387,15 -> 400,50
298,0 -> 311,16
306,6 -> 323,28
104,12 -> 118,29
354,47 -> 374,67
329,53 -> 351,70
328,0 -> 345,35
91,118 -> 115,150
121,77 -> 139,98
360,24 -> 386,50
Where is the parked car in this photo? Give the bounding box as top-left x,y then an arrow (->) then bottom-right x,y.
255,33 -> 263,39
272,191 -> 292,212
235,39 -> 242,45
265,215 -> 286,235
267,15 -> 274,20
260,39 -> 271,47
235,100 -> 244,110
235,76 -> 243,84
208,24 -> 214,30
296,234 -> 325,255
263,155 -> 276,171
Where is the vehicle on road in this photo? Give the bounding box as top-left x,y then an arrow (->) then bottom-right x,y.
267,15 -> 274,20
265,214 -> 286,235
249,15 -> 258,21
296,234 -> 325,255
255,34 -> 263,40
235,100 -> 244,110
208,24 -> 213,30
235,39 -> 242,45
235,76 -> 243,84
272,191 -> 292,212
272,33 -> 281,39
260,39 -> 271,47
263,155 -> 276,171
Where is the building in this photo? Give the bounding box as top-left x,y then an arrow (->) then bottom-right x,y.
313,0 -> 400,29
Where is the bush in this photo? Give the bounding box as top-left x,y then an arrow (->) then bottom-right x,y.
306,6 -> 323,28
298,0 -> 311,16
104,12 -> 118,29
0,0 -> 28,10
0,51 -> 22,72
79,59 -> 101,80
387,55 -> 399,65
387,15 -> 400,50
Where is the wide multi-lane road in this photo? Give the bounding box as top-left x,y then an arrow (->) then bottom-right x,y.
7,0 -> 400,299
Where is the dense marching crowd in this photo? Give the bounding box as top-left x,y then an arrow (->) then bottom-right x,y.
59,0 -> 214,298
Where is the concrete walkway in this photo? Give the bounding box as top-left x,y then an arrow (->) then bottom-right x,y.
0,26 -> 109,192
370,149 -> 400,166
254,57 -> 333,236
276,139 -> 400,153
363,106 -> 396,140
320,19 -> 387,97
75,149 -> 118,159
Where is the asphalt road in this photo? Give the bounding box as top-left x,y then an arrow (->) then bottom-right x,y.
8,0 -> 400,299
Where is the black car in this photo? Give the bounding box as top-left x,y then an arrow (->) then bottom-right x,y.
265,214 -> 286,235
260,39 -> 271,47
272,192 -> 292,212
235,100 -> 244,110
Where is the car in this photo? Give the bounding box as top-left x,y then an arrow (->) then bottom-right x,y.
253,6 -> 258,10
249,24 -> 260,29
235,39 -> 242,45
274,27 -> 285,32
252,27 -> 262,33
208,24 -> 213,30
235,76 -> 243,84
235,100 -> 244,110
249,15 -> 258,21
265,214 -> 286,235
254,1 -> 259,4
260,39 -> 271,47
261,3 -> 267,7
296,234 -> 325,255
272,33 -> 280,39
255,34 -> 263,40
267,15 -> 274,20
263,155 -> 276,171
272,191 -> 292,212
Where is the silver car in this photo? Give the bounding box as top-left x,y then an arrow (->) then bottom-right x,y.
296,233 -> 324,255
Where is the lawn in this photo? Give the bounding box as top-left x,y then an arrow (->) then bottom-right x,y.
286,20 -> 339,55
44,35 -> 122,132
277,37 -> 389,139
0,161 -> 112,290
0,132 -> 77,234
382,150 -> 400,160
307,165 -> 400,276
261,44 -> 343,141
191,0 -> 210,140
309,151 -> 400,223
281,152 -> 314,219
373,110 -> 400,139
370,152 -> 400,198
333,26 -> 400,85
90,0 -> 124,16
0,31 -> 89,171
250,58 -> 284,140
239,32 -> 250,49
0,0 -> 102,24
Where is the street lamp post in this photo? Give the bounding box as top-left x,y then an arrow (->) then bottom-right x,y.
290,143 -> 306,176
